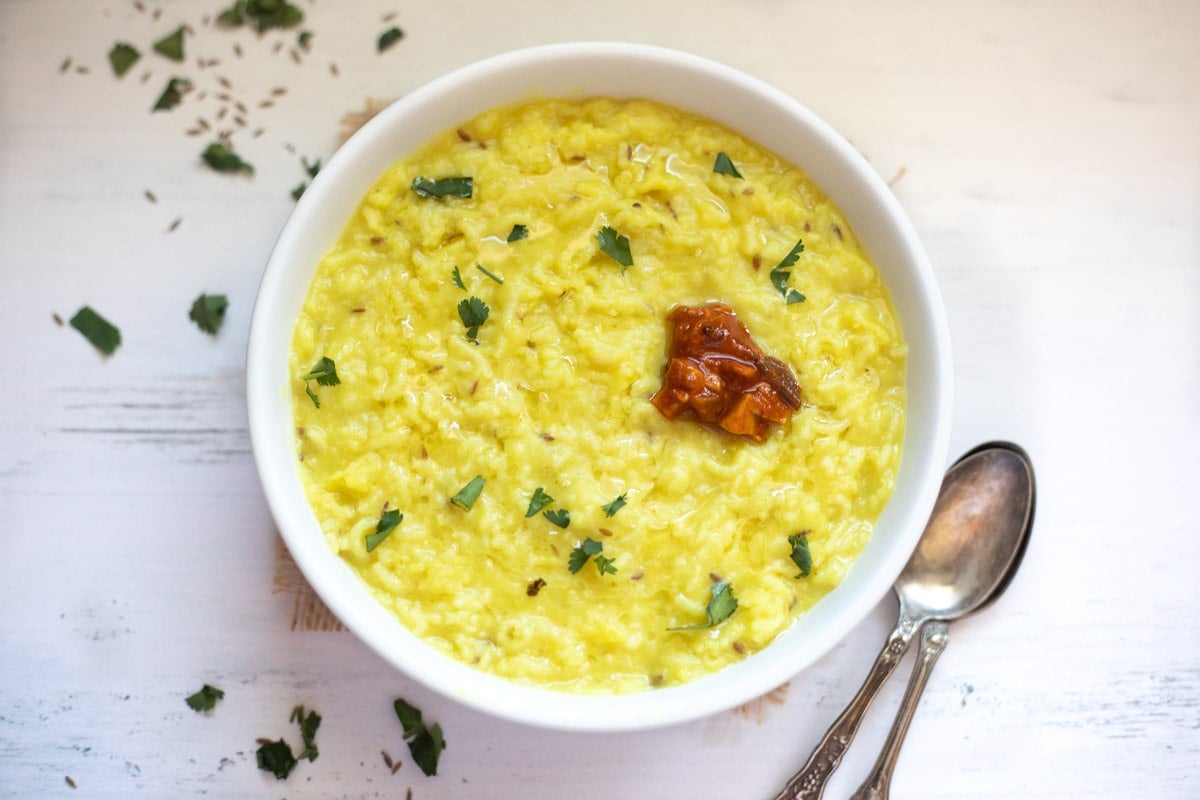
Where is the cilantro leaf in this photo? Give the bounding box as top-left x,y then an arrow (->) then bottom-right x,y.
768,239 -> 806,303
475,264 -> 503,284
152,26 -> 186,62
108,43 -> 140,77
184,683 -> 224,712
366,509 -> 403,553
601,493 -> 627,517
152,77 -> 191,112
451,475 -> 485,511
297,30 -> 313,50
218,0 -> 305,32
713,151 -> 743,178
393,698 -> 446,777
525,487 -> 554,518
451,265 -> 466,290
670,580 -> 739,630
300,357 -> 339,408
291,182 -> 307,201
290,706 -> 321,762
256,738 -> 297,780
457,296 -> 489,342
201,142 -> 254,174
412,176 -> 472,198
594,554 -> 618,576
543,508 -> 570,529
568,538 -> 603,574
596,225 -> 633,269
788,532 -> 813,578
506,223 -> 528,243
378,26 -> 405,52
189,293 -> 228,336
69,306 -> 121,355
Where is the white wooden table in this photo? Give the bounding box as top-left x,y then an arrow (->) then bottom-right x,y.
3,1 -> 1198,797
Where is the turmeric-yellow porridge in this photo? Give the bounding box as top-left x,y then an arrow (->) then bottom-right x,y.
290,97 -> 905,693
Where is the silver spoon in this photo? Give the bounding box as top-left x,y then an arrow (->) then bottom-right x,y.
773,441 -> 1036,800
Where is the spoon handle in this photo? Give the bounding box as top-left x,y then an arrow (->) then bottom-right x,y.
771,616 -> 920,800
848,620 -> 950,800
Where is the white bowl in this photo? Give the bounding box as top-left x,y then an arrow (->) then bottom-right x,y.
247,42 -> 952,731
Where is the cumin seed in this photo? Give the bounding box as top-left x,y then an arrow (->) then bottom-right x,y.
168,217 -> 182,232
144,190 -> 158,203
59,57 -> 72,73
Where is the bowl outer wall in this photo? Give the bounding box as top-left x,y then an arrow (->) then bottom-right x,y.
246,42 -> 953,731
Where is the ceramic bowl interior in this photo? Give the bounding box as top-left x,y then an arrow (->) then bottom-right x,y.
247,41 -> 953,731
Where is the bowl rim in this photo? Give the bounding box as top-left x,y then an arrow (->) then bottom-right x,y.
247,41 -> 953,732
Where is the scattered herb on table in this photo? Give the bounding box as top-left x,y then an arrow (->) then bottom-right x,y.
475,264 -> 503,284
543,508 -> 570,529
378,26 -> 405,52
457,296 -> 489,342
451,265 -> 466,290
152,77 -> 191,112
788,532 -> 813,578
108,43 -> 140,77
188,293 -> 228,335
670,580 -> 738,630
506,223 -> 528,243
769,239 -> 806,304
69,306 -> 121,355
596,225 -> 633,269
713,151 -> 743,178
366,509 -> 403,553
300,356 -> 340,408
297,29 -> 313,50
393,698 -> 446,777
451,475 -> 485,510
290,705 -> 321,762
256,738 -> 297,780
217,0 -> 305,32
152,26 -> 186,62
201,141 -> 254,174
184,683 -> 224,712
525,487 -> 554,518
601,493 -> 628,517
411,175 -> 473,199
291,157 -> 322,200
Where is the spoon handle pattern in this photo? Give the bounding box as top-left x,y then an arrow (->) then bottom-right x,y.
849,619 -> 951,800
771,616 -> 920,800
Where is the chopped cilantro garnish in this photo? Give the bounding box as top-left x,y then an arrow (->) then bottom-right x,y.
378,26 -> 405,52
601,493 -> 628,517
412,176 -> 472,198
393,698 -> 446,777
290,705 -> 321,762
525,487 -> 554,518
451,266 -> 466,290
69,306 -> 121,355
256,738 -> 297,780
506,223 -> 528,243
108,43 -> 140,77
201,142 -> 253,174
670,580 -> 739,630
475,264 -> 503,284
596,225 -> 633,269
366,509 -> 402,553
543,508 -> 570,529
788,532 -> 813,578
457,296 -> 489,342
299,356 -> 339,408
713,151 -> 743,178
594,554 -> 618,576
217,0 -> 305,31
769,239 -> 806,304
189,293 -> 228,336
152,77 -> 191,112
184,683 -> 224,712
152,26 -> 186,62
568,538 -> 603,574
451,475 -> 485,510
